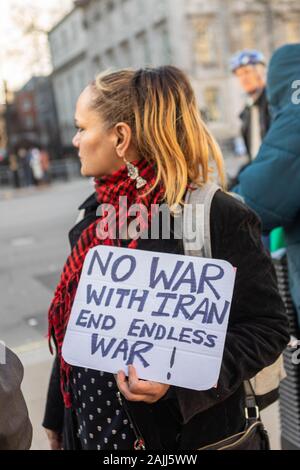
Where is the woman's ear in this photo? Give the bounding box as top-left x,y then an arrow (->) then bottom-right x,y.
114,123 -> 132,159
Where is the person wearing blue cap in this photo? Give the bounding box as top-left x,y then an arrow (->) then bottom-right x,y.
230,50 -> 271,164
232,43 -> 300,333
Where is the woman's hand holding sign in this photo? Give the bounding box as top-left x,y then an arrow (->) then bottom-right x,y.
116,365 -> 170,404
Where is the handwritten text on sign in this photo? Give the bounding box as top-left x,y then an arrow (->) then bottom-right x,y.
62,246 -> 236,390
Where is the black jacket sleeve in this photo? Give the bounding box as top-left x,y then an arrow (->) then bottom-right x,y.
42,357 -> 64,432
175,191 -> 289,424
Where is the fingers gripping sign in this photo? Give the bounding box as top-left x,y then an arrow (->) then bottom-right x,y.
116,365 -> 170,404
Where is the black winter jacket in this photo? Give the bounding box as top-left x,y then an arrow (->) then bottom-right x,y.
43,189 -> 289,450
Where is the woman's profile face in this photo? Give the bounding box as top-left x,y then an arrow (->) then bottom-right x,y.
72,86 -> 123,178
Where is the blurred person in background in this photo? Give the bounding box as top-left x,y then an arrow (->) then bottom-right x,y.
231,49 -> 271,163
8,151 -> 20,189
233,44 -> 300,330
40,148 -> 51,185
18,147 -> 33,187
228,50 -> 271,195
29,147 -> 44,186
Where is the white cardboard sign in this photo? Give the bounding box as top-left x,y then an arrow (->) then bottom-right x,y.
62,246 -> 236,391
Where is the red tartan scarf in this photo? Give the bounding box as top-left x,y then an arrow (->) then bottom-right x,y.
48,158 -> 164,407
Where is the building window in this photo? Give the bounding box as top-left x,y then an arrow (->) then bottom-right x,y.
22,99 -> 32,112
240,15 -> 257,50
135,31 -> 151,66
286,19 -> 300,43
93,3 -> 102,22
92,56 -> 104,75
106,0 -> 115,13
153,20 -> 171,64
104,48 -> 117,68
192,16 -> 218,67
94,11 -> 101,22
121,0 -> 130,22
68,75 -> 77,116
78,70 -> 87,92
203,87 -> 221,123
119,40 -> 132,68
71,21 -> 77,40
24,115 -> 34,129
82,18 -> 89,29
135,0 -> 144,17
62,29 -> 68,48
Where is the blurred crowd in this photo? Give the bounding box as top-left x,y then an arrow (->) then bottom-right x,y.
8,147 -> 51,188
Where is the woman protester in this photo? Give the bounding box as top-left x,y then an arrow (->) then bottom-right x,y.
43,66 -> 288,450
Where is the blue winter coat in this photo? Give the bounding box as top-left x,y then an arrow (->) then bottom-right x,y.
233,44 -> 300,326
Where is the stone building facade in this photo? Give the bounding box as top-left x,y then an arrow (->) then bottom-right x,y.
49,0 -> 300,149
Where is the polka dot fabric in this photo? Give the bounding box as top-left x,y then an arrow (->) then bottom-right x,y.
70,367 -> 136,450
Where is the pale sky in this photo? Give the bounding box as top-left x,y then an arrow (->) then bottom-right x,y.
0,0 -> 73,97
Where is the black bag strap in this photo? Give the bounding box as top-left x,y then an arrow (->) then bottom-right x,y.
244,380 -> 260,423
116,390 -> 146,450
184,185 -> 262,425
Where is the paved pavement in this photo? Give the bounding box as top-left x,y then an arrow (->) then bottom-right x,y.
0,178 -> 93,349
0,168 -> 282,450
0,178 -> 93,450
